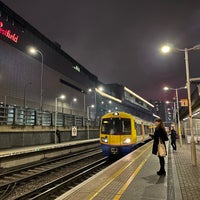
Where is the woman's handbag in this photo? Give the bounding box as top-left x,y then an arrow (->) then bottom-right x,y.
157,138 -> 166,157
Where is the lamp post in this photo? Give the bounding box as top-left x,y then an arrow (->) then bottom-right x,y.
164,86 -> 186,147
161,44 -> 200,166
71,98 -> 77,115
29,47 -> 44,111
55,95 -> 65,144
87,104 -> 95,139
23,82 -> 32,108
83,92 -> 86,119
88,88 -> 98,122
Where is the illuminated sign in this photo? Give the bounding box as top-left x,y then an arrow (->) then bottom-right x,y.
0,21 -> 19,43
73,65 -> 80,72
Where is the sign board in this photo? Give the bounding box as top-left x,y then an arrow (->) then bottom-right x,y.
180,99 -> 188,107
71,126 -> 77,136
0,19 -> 20,43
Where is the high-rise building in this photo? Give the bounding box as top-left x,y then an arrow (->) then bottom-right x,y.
151,100 -> 166,121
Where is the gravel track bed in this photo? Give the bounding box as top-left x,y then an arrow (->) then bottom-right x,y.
4,154 -> 104,200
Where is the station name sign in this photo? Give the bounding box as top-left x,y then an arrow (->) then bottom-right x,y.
0,21 -> 19,43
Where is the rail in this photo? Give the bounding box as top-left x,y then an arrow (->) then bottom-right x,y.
0,148 -> 104,200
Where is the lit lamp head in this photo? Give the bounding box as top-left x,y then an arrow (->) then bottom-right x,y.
73,98 -> 77,102
29,47 -> 37,55
59,95 -> 66,100
163,86 -> 169,91
98,86 -> 104,91
161,45 -> 171,53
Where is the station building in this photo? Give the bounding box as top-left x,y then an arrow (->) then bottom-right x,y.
0,2 -> 155,148
180,85 -> 200,142
0,2 -> 98,113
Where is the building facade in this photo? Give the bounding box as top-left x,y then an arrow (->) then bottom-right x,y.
0,2 -> 155,148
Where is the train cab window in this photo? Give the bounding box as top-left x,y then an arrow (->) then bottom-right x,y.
101,118 -> 131,135
122,119 -> 131,133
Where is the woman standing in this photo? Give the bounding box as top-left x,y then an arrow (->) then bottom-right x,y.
151,118 -> 168,176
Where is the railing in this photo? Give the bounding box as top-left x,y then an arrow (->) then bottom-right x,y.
0,104 -> 96,127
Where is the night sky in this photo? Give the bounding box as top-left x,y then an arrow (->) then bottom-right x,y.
2,0 -> 200,102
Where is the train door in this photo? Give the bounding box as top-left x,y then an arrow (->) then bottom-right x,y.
141,122 -> 145,141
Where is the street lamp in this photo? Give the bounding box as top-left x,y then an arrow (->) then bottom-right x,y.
71,98 -> 77,115
29,47 -> 44,111
55,95 -> 65,144
161,44 -> 200,166
87,104 -> 95,139
88,88 -> 97,121
163,86 -> 186,147
98,86 -> 104,91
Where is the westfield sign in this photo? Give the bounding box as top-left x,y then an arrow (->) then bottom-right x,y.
0,21 -> 19,43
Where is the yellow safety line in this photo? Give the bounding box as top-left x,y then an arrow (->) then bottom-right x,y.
113,152 -> 151,200
87,142 -> 152,200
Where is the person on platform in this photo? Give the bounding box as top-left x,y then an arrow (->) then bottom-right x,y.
170,126 -> 177,151
150,118 -> 169,176
56,129 -> 61,143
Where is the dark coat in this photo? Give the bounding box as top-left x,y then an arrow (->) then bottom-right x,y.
171,129 -> 177,142
151,127 -> 168,155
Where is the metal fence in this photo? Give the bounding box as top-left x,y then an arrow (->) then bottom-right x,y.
0,104 -> 96,127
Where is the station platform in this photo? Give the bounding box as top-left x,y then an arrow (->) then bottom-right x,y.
0,139 -> 99,158
0,139 -> 100,168
57,140 -> 200,200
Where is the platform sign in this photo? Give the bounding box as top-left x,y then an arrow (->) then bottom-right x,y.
180,99 -> 188,107
71,126 -> 77,136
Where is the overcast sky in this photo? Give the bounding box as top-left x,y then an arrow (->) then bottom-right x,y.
2,0 -> 200,101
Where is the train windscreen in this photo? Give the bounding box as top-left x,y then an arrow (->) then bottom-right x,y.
101,118 -> 131,135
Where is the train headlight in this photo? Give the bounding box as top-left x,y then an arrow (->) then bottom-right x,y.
113,112 -> 119,116
101,137 -> 108,143
123,138 -> 131,144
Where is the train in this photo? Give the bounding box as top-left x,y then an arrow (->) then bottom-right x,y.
100,111 -> 154,157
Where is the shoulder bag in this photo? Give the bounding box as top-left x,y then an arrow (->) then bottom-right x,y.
157,138 -> 166,157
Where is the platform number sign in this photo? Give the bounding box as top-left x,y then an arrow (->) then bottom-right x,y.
180,99 -> 188,107
72,126 -> 77,136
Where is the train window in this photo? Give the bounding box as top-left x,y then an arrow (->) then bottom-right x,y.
122,119 -> 131,133
135,122 -> 142,135
101,118 -> 131,135
144,125 -> 151,135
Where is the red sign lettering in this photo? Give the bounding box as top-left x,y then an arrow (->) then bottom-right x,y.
0,21 -> 19,43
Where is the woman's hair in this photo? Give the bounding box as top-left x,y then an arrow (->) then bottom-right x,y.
155,118 -> 166,132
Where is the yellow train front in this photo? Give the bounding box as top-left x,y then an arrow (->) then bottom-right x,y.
100,111 -> 152,157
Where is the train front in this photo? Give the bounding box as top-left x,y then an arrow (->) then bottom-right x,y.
100,112 -> 136,156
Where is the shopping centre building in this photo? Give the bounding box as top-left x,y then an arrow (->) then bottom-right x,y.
0,1 -> 155,148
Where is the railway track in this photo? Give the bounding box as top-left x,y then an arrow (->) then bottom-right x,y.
15,157 -> 109,200
0,140 -> 152,200
0,148 -> 105,200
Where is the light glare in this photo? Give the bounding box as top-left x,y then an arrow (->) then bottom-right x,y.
60,95 -> 65,100
161,45 -> 170,53
163,86 -> 169,91
29,47 -> 37,54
